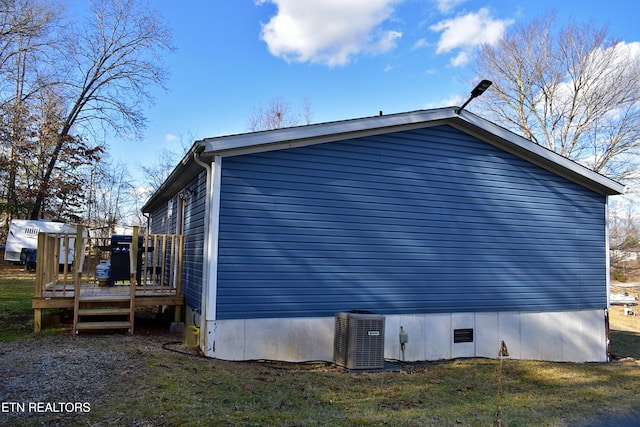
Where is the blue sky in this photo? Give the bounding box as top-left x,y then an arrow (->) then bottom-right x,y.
98,0 -> 640,183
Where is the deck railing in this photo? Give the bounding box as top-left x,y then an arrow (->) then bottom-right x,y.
34,226 -> 184,299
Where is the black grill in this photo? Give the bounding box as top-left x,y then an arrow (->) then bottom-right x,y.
110,235 -> 143,283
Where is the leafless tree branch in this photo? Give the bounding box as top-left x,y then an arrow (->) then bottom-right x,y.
473,13 -> 640,181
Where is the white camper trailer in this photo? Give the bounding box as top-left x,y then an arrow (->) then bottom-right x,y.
4,219 -> 79,266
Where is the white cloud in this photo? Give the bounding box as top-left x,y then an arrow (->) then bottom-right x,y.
165,134 -> 178,142
371,29 -> 402,54
434,0 -> 467,14
450,51 -> 469,67
430,8 -> 513,66
412,38 -> 428,50
258,0 -> 402,66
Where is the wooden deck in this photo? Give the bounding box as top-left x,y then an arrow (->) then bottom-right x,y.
32,226 -> 184,334
33,284 -> 184,308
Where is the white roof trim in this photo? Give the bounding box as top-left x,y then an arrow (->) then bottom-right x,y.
196,107 -> 624,196
202,109 -> 453,155
451,111 -> 626,196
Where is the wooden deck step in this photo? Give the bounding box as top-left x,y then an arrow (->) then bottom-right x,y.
75,321 -> 131,330
79,295 -> 131,302
77,307 -> 131,316
74,292 -> 134,334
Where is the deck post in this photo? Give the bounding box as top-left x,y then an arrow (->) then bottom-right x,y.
130,226 -> 139,286
72,226 -> 83,335
33,233 -> 45,333
74,226 -> 84,296
44,234 -> 57,294
34,308 -> 41,334
35,233 -> 44,299
129,226 -> 139,334
74,225 -> 85,273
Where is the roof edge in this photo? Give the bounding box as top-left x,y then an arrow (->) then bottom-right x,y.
453,110 -> 625,196
141,141 -> 206,213
142,107 -> 624,213
201,108 -> 456,155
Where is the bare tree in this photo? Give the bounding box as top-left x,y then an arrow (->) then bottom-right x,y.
0,0 -> 60,228
139,148 -> 182,196
138,130 -> 195,197
247,96 -> 313,131
86,157 -> 135,234
0,0 -> 58,104
29,89 -> 104,222
302,95 -> 313,125
29,0 -> 174,219
473,13 -> 640,180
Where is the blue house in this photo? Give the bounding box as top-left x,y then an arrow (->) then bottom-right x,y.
142,107 -> 624,363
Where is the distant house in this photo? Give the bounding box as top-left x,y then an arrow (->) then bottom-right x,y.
142,107 -> 624,363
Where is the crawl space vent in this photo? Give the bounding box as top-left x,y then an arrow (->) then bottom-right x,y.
454,328 -> 474,343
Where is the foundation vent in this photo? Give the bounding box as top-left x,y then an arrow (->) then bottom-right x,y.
454,328 -> 474,343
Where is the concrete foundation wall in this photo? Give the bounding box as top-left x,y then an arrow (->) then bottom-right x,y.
203,309 -> 607,363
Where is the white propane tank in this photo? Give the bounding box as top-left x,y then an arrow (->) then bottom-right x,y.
96,260 -> 111,282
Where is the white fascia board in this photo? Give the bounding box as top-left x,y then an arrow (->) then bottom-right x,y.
201,108 -> 454,156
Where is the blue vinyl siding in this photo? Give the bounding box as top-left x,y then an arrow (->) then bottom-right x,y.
215,125 -> 607,320
148,172 -> 206,311
149,200 -> 170,235
181,172 -> 206,311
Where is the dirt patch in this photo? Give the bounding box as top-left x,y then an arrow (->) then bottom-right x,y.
0,327 -> 185,426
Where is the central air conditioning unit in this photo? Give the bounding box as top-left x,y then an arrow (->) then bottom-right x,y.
333,311 -> 385,370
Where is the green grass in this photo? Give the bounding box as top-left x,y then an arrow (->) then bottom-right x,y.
0,277 -> 35,342
610,329 -> 640,359
33,348 -> 640,427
